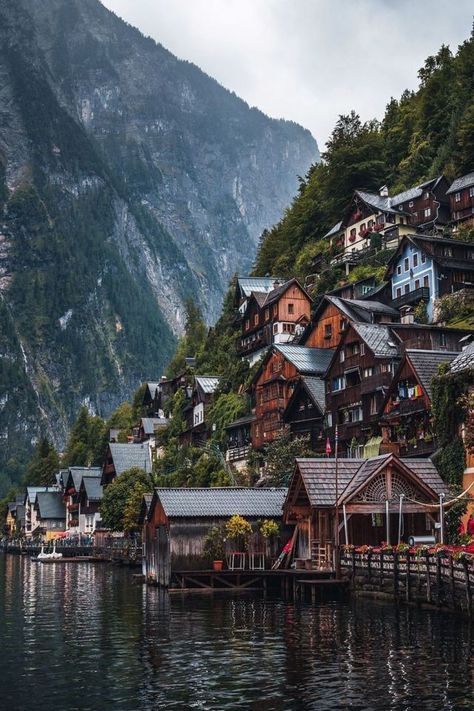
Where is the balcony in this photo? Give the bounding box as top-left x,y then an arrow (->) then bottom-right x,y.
329,384 -> 361,408
360,371 -> 393,395
391,287 -> 429,309
226,445 -> 251,463
391,396 -> 426,416
399,439 -> 435,457
238,329 -> 271,356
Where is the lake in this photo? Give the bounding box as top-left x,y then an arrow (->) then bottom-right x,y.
0,555 -> 473,710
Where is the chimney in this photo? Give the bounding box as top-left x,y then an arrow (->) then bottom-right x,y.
379,184 -> 389,197
273,279 -> 281,290
400,306 -> 414,325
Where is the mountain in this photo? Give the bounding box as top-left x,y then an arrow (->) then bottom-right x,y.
0,0 -> 317,480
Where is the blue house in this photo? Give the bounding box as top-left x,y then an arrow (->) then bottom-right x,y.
385,235 -> 474,322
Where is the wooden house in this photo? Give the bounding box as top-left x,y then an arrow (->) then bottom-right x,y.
447,172 -> 474,228
234,276 -> 283,316
24,487 -> 51,538
328,276 -> 392,304
101,442 -> 152,487
179,375 -> 221,447
325,322 -> 400,457
34,491 -> 66,539
283,454 -> 447,568
142,381 -> 163,416
250,344 -> 333,449
385,234 -> 474,321
141,487 -> 287,586
327,177 -> 449,259
143,374 -> 189,415
225,414 -> 255,470
77,477 -> 103,534
283,377 -> 326,452
301,295 -> 399,350
380,349 -> 459,458
239,279 -> 312,365
4,496 -> 24,536
390,322 -> 472,352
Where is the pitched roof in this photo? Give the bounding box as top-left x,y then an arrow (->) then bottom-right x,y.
81,477 -> 103,502
153,487 -> 287,518
446,172 -> 474,195
195,376 -> 221,395
146,382 -> 161,396
294,459 -> 361,507
339,454 -> 392,502
406,349 -> 459,400
301,376 -> 326,412
324,296 -> 398,323
109,443 -> 152,476
141,417 -> 169,434
35,492 -> 66,520
252,291 -> 268,308
67,467 -> 101,492
274,345 -> 333,375
449,341 -> 474,373
323,221 -> 343,239
355,190 -> 404,216
26,487 -> 49,504
263,278 -> 311,308
351,323 -> 399,358
237,277 -> 283,298
225,414 -> 256,430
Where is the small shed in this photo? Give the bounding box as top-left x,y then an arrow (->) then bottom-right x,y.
141,487 -> 287,585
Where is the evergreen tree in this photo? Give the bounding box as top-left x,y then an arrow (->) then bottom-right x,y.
24,437 -> 60,486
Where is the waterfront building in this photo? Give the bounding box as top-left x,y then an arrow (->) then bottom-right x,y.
283,453 -> 447,568
34,491 -> 66,539
77,477 -> 104,534
101,442 -> 152,487
24,487 -> 52,538
63,467 -> 101,532
141,487 -> 287,585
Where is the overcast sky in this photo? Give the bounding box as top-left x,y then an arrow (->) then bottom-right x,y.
101,0 -> 473,149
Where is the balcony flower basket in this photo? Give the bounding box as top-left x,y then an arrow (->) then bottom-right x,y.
349,234 -> 356,243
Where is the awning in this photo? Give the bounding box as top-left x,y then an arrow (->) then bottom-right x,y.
362,436 -> 383,459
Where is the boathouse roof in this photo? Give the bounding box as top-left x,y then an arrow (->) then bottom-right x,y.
152,487 -> 287,519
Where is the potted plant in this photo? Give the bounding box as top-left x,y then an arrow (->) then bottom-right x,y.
259,518 -> 280,562
225,514 -> 252,552
203,524 -> 227,571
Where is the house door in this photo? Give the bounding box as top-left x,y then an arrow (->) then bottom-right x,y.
156,525 -> 170,587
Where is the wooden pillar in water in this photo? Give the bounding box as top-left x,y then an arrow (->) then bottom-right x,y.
463,559 -> 472,616
405,555 -> 411,602
425,552 -> 432,604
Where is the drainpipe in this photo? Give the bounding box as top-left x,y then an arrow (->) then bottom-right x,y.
385,499 -> 390,545
398,495 -> 404,545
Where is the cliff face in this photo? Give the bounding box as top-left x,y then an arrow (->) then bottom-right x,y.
0,0 -> 317,473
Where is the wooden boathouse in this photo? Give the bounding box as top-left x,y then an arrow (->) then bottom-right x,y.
141,487 -> 288,586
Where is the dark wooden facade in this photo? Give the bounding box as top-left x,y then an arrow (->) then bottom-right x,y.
447,173 -> 474,227
283,378 -> 325,452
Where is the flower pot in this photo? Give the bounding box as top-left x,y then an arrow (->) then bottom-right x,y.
213,560 -> 223,571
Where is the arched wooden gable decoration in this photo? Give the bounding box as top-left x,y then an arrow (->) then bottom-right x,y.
353,470 -> 426,503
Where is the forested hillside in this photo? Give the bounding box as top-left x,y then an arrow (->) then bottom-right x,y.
254,33 -> 474,282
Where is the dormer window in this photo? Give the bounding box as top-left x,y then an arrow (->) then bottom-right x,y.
455,192 -> 461,202
408,201 -> 414,208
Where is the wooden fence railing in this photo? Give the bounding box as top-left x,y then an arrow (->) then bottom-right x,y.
341,549 -> 474,614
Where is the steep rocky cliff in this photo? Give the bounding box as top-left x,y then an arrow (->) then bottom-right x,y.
0,0 -> 317,475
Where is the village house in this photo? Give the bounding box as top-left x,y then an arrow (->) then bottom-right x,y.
140,487 -> 287,586
142,374 -> 189,416
283,454 -> 448,569
34,491 -> 66,539
326,177 -> 449,264
224,414 -> 255,471
238,278 -> 312,365
380,349 -> 459,458
4,496 -> 25,536
324,322 -> 400,458
234,276 -> 284,317
24,486 -> 58,538
301,295 -> 399,350
101,442 -> 152,487
179,375 -> 221,447
327,276 -> 393,304
250,344 -> 333,449
385,234 -> 474,321
447,171 -> 474,228
282,377 -> 326,452
63,467 -> 101,532
77,477 -> 104,534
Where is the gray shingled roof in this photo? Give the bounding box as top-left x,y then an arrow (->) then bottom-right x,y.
352,323 -> 399,358
275,345 -> 334,375
301,376 -> 326,412
340,455 -> 392,502
295,459 -> 361,507
323,221 -> 343,239
154,487 -> 287,518
225,414 -> 256,430
325,296 -> 398,324
110,443 -> 152,475
146,382 -> 161,397
67,467 -> 101,492
195,376 -> 221,395
406,350 -> 459,400
35,492 -> 66,520
356,190 -> 404,215
26,487 -> 49,504
238,277 -> 283,297
141,417 -> 169,434
81,477 -> 103,502
449,341 -> 474,374
446,172 -> 474,195
252,291 -> 268,308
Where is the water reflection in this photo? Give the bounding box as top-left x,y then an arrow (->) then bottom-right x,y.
0,556 -> 473,710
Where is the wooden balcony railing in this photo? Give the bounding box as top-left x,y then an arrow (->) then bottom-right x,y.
328,384 -> 361,408
392,287 -> 429,309
360,371 -> 393,395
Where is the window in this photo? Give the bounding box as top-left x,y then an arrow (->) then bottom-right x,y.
424,207 -> 431,218
414,279 -> 420,289
360,343 -> 365,356
440,333 -> 447,347
245,319 -> 250,330
404,284 -> 410,294
332,376 -> 345,392
423,275 -> 429,288
421,252 -> 426,264
264,308 -> 269,320
396,287 -> 402,298
413,253 -> 418,268
455,192 -> 461,202
408,200 -> 414,208
273,323 -> 278,334
273,304 -> 278,316
412,211 -> 417,220
254,314 -> 259,326
326,412 -> 333,428
350,228 -> 356,238
368,219 -> 374,228
424,192 -> 429,200
397,265 -> 402,275
287,303 -> 294,315
363,367 -> 374,378
468,250 -> 474,261
324,323 -> 332,340
340,318 -> 347,332
370,394 -> 378,415
470,186 -> 474,198
404,257 -> 409,271
443,247 -> 452,257
339,350 -> 345,363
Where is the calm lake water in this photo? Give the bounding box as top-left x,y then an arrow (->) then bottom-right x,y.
1,555 -> 473,711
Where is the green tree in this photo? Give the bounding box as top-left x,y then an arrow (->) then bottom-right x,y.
100,467 -> 152,532
24,437 -> 60,486
62,406 -> 107,467
261,433 -> 315,487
